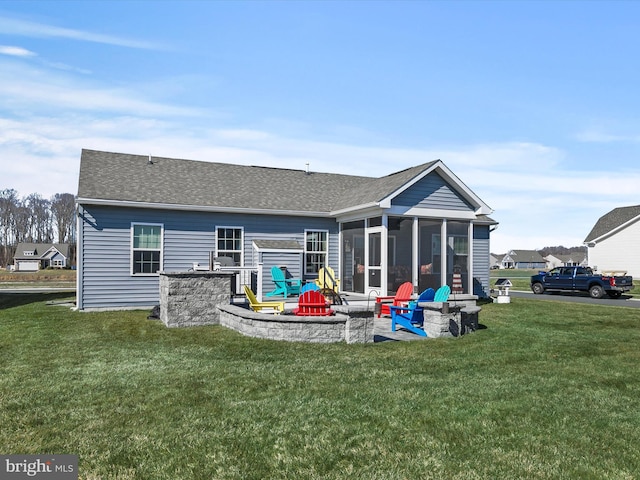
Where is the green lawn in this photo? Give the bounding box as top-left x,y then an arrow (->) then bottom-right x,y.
1,293 -> 639,479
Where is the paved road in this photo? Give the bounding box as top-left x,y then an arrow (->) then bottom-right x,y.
510,290 -> 640,308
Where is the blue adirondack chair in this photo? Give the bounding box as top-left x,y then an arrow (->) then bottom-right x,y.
389,288 -> 435,337
265,266 -> 302,298
300,282 -> 321,294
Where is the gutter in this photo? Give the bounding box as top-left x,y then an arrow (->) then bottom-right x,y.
76,197 -> 332,218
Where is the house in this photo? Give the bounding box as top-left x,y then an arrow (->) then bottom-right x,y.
76,149 -> 498,310
490,253 -> 504,269
545,252 -> 588,270
500,249 -> 546,270
584,204 -> 640,277
13,243 -> 70,271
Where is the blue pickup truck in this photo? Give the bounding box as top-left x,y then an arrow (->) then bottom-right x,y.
530,266 -> 634,299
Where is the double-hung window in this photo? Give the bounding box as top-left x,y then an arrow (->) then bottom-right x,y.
216,227 -> 243,265
305,230 -> 328,274
131,223 -> 163,275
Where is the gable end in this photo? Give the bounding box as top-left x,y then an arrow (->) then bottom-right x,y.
391,171 -> 474,211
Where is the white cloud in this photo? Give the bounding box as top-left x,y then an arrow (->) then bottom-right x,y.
0,16 -> 164,50
0,45 -> 35,57
0,60 -> 201,117
574,127 -> 640,143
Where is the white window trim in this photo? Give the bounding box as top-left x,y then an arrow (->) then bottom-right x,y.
304,229 -> 329,275
130,222 -> 164,276
215,226 -> 244,266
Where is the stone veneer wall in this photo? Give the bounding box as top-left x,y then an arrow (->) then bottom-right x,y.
420,295 -> 481,338
218,305 -> 374,344
160,271 -> 234,328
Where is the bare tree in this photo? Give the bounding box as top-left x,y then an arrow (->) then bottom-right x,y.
13,202 -> 31,243
0,189 -> 19,266
51,193 -> 76,243
24,194 -> 52,243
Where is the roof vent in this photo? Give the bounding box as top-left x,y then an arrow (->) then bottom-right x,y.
147,154 -> 154,165
305,162 -> 310,175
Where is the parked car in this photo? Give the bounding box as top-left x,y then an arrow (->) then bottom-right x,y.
530,266 -> 634,299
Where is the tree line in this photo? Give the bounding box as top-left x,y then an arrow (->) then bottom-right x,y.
0,189 -> 76,267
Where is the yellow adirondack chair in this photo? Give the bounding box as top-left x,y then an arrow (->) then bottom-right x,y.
243,285 -> 285,314
315,266 -> 340,292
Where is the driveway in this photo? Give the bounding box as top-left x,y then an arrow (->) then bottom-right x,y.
510,290 -> 640,308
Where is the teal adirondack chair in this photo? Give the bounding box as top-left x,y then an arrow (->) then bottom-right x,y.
434,285 -> 451,302
389,288 -> 434,337
265,266 -> 302,298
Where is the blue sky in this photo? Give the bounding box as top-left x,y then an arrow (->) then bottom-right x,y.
2,1 -> 639,253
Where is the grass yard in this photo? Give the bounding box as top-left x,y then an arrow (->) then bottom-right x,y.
1,293 -> 640,479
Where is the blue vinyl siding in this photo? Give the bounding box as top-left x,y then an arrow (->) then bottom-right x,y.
392,172 -> 474,211
78,205 -> 338,310
472,225 -> 491,297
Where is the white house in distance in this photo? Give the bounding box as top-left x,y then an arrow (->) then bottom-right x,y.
584,204 -> 640,278
499,250 -> 546,270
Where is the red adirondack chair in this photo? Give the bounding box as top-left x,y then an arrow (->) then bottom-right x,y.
375,281 -> 413,318
293,290 -> 334,316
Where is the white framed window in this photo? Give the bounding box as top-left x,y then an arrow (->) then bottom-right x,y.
216,227 -> 243,265
131,223 -> 163,275
305,230 -> 328,274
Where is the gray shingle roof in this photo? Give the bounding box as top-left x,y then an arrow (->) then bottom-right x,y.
584,205 -> 640,243
77,149 -> 440,214
14,243 -> 70,259
507,250 -> 546,262
252,240 -> 303,250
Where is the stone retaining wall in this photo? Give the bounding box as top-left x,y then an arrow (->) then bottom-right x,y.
218,305 -> 374,343
159,271 -> 375,343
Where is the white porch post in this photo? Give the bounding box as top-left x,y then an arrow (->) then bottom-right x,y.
412,217 -> 419,292
468,222 -> 474,294
381,214 -> 388,297
441,219 -> 447,288
257,262 -> 264,301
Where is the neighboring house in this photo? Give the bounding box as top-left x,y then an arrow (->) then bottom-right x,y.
13,243 -> 70,271
76,149 -> 498,310
584,204 -> 640,277
545,252 -> 588,270
490,253 -> 503,269
501,249 -> 546,270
